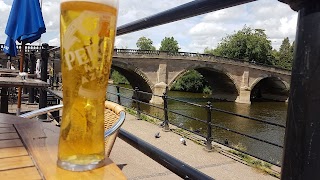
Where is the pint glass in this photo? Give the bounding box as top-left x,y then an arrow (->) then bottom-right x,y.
58,0 -> 119,171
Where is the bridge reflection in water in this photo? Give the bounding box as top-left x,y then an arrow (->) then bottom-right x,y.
107,84 -> 286,166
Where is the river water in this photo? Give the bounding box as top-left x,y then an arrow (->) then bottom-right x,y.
107,85 -> 287,165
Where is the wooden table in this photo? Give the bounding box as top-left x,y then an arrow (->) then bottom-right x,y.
0,113 -> 126,179
0,77 -> 49,113
0,77 -> 49,88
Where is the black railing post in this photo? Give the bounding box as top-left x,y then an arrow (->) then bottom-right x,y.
134,87 -> 141,120
39,43 -> 49,120
116,85 -> 121,105
205,101 -> 213,151
162,87 -> 170,131
28,50 -> 36,104
0,88 -> 8,113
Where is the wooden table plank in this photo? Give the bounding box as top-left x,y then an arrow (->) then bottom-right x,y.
0,167 -> 42,180
0,132 -> 19,140
0,127 -> 16,133
0,123 -> 13,128
0,147 -> 28,158
0,156 -> 34,171
0,139 -> 23,148
16,121 -> 127,180
0,77 -> 49,88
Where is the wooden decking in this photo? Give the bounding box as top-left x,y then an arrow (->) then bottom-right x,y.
0,122 -> 42,179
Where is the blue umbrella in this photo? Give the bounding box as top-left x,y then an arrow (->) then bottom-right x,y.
3,36 -> 17,57
4,0 -> 46,115
5,0 -> 46,44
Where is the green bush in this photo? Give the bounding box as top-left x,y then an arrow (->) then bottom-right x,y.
171,70 -> 211,93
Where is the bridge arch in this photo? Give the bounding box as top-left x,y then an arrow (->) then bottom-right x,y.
168,64 -> 239,101
250,75 -> 289,102
111,61 -> 153,102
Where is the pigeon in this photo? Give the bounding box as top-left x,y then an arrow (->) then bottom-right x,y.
155,132 -> 161,138
180,137 -> 187,146
224,138 -> 229,145
194,128 -> 202,133
159,121 -> 165,127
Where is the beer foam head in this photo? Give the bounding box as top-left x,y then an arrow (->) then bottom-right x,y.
61,0 -> 118,8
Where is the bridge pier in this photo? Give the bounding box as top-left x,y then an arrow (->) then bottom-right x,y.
149,82 -> 167,104
235,71 -> 251,104
235,88 -> 251,104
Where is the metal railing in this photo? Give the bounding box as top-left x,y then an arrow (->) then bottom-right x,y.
107,84 -> 285,166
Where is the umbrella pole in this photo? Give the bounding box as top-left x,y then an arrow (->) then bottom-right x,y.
17,41 -> 26,115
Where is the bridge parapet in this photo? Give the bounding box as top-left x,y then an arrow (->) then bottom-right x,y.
113,48 -> 291,75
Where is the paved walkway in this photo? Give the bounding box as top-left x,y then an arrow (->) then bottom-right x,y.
110,113 -> 279,180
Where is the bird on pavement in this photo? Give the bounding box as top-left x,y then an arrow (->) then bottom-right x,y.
194,128 -> 202,133
159,121 -> 165,127
180,137 -> 187,146
155,132 -> 161,138
224,138 -> 229,145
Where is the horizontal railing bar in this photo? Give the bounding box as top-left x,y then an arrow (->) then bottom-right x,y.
118,129 -> 214,180
117,0 -> 255,36
169,122 -> 207,138
45,89 -> 63,100
167,96 -> 203,107
135,99 -> 163,110
136,90 -> 158,97
107,91 -> 133,101
108,84 -> 132,91
167,109 -> 207,124
211,107 -> 286,128
211,123 -> 283,148
140,111 -> 165,122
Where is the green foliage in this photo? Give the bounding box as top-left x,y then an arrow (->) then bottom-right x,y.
136,36 -> 156,50
204,47 -> 216,55
171,70 -> 211,93
110,70 -> 129,84
273,37 -> 294,69
213,26 -> 274,65
159,37 -> 180,52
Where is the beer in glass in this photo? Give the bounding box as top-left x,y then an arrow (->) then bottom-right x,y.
58,0 -> 119,171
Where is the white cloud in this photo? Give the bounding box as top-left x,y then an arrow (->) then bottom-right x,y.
42,0 -> 60,32
189,23 -> 227,36
49,37 -> 59,46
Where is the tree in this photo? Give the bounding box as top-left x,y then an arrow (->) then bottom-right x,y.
204,47 -> 216,55
136,36 -> 156,50
213,26 -> 274,65
171,70 -> 211,93
274,37 -> 293,69
159,37 -> 180,53
110,70 -> 129,84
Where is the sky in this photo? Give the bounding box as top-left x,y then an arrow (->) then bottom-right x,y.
0,0 -> 298,53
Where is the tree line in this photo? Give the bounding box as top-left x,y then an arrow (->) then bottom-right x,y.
112,26 -> 295,94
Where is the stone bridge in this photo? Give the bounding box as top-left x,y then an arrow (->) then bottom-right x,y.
112,49 -> 291,104
0,44 -> 291,104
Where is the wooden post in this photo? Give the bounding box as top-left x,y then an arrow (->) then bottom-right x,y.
38,43 -> 49,120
